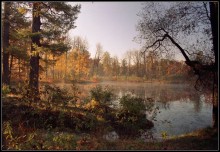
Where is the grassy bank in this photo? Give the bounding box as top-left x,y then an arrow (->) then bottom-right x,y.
95,127 -> 218,150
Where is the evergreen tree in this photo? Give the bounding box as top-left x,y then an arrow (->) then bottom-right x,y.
23,2 -> 81,100
2,2 -> 11,85
2,2 -> 30,85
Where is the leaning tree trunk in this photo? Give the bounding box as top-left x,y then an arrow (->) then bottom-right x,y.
2,2 -> 10,86
209,2 -> 218,129
29,2 -> 41,101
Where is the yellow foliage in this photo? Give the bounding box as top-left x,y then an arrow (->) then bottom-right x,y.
17,7 -> 27,14
76,100 -> 81,108
84,99 -> 99,110
67,49 -> 90,79
96,115 -> 104,121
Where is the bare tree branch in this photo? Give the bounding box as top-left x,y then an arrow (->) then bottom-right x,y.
165,33 -> 191,63
203,2 -> 211,21
143,34 -> 168,53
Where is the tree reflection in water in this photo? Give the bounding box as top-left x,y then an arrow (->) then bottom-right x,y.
55,82 -> 212,139
97,82 -> 212,138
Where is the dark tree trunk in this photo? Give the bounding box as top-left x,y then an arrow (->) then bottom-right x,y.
210,2 -> 218,129
2,2 -> 10,85
210,2 -> 218,70
29,2 -> 41,100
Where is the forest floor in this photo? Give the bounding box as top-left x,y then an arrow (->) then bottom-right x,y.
2,93 -> 218,150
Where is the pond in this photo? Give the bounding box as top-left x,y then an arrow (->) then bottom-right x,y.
56,81 -> 213,140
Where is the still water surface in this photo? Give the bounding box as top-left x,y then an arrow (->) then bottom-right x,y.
58,81 -> 213,139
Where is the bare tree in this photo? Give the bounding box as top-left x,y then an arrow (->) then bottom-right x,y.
125,50 -> 133,77
131,50 -> 142,77
92,43 -> 103,76
136,2 -> 218,128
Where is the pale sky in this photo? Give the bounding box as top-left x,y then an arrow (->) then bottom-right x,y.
68,2 -> 143,59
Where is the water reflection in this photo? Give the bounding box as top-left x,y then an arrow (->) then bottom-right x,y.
55,82 -> 212,139
94,82 -> 212,138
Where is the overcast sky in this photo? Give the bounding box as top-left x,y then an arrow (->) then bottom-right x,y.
68,2 -> 143,59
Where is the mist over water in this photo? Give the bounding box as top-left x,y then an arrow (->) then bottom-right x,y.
101,82 -> 212,137
55,81 -> 213,139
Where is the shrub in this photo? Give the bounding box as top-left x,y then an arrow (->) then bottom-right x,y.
70,83 -> 81,104
90,85 -> 115,104
41,85 -> 72,106
84,99 -> 100,110
88,85 -> 116,119
3,121 -> 34,150
119,94 -> 146,114
115,94 -> 153,135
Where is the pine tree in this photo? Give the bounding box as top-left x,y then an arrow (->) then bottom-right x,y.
2,2 -> 30,85
2,2 -> 11,85
25,2 -> 81,100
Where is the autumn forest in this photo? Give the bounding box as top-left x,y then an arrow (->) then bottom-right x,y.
2,2 -> 218,150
